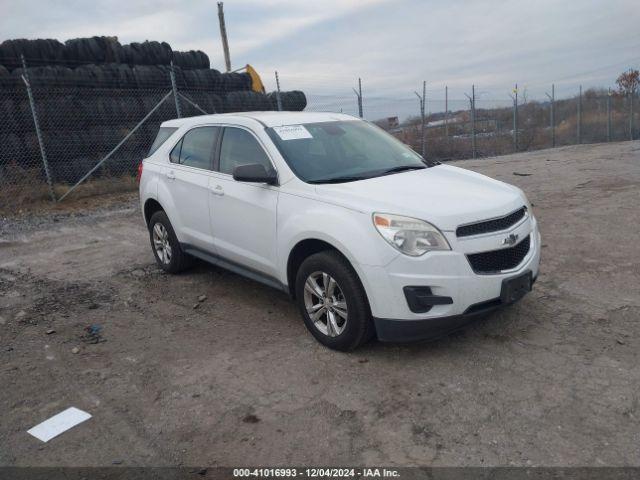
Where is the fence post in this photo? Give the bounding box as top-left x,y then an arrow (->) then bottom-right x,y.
513,83 -> 519,152
421,81 -> 426,158
275,71 -> 283,111
607,88 -> 612,142
352,79 -> 363,118
352,78 -> 363,118
629,91 -> 634,141
546,84 -> 555,147
414,81 -> 426,157
444,85 -> 449,140
20,54 -> 55,202
170,61 -> 182,118
465,85 -> 476,159
577,85 -> 582,144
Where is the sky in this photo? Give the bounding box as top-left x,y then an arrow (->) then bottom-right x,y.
1,0 -> 639,118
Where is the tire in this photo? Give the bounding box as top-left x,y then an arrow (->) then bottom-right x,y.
295,251 -> 374,351
148,211 -> 193,273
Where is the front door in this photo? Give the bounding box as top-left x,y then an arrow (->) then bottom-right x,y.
209,127 -> 279,278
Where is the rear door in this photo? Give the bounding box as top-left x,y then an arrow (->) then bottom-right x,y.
164,126 -> 221,251
208,126 -> 280,278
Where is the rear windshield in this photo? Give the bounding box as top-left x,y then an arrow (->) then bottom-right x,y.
148,127 -> 178,156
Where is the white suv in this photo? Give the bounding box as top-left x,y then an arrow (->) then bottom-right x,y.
139,112 -> 540,350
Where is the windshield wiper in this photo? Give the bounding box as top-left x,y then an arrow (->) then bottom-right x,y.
378,165 -> 426,176
308,175 -> 368,184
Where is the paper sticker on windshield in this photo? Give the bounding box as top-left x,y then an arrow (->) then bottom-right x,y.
273,125 -> 313,140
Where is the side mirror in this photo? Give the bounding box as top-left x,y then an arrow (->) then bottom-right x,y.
232,163 -> 278,185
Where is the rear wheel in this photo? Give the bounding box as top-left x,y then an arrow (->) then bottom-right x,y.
148,211 -> 193,273
295,251 -> 373,351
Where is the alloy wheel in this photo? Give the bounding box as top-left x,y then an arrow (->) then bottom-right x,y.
152,222 -> 172,265
303,271 -> 348,337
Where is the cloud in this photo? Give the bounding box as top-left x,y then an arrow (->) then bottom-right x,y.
1,0 -> 638,108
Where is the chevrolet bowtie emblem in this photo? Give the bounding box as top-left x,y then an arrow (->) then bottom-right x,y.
502,233 -> 519,246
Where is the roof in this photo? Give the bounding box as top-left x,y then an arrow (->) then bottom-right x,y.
161,111 -> 359,128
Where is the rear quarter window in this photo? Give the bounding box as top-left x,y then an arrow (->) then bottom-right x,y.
148,127 -> 178,156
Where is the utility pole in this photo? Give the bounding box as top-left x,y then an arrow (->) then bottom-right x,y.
545,83 -> 555,147
577,85 -> 582,144
217,2 -> 232,72
414,81 -> 426,157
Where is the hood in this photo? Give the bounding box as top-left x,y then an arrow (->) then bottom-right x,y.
313,165 -> 526,231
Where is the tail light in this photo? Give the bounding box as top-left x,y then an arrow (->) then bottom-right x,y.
136,162 -> 143,184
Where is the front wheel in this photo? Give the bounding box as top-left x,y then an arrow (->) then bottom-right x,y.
295,251 -> 374,351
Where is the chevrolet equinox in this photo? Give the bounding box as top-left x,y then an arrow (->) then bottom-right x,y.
139,112 -> 541,351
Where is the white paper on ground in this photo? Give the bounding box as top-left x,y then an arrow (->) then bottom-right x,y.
272,125 -> 313,140
27,407 -> 92,442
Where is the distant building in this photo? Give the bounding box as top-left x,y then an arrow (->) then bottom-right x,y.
374,116 -> 400,130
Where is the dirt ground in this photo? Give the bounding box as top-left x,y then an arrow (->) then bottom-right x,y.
1,141 -> 639,467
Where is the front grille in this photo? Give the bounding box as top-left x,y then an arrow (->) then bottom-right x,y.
467,235 -> 531,274
456,207 -> 526,237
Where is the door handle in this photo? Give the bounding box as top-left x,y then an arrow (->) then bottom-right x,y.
165,171 -> 176,180
211,185 -> 225,196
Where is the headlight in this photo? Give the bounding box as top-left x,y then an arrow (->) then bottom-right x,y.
372,213 -> 450,256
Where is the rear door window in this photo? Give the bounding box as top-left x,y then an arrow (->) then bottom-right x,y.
170,126 -> 220,170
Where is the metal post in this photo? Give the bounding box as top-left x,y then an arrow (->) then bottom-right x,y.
546,83 -> 555,147
551,83 -> 555,147
414,81 -> 426,158
444,85 -> 449,140
358,78 -> 363,118
217,2 -> 232,73
607,88 -> 612,142
21,54 -> 55,202
629,91 -> 634,141
465,85 -> 476,159
471,84 -> 476,159
353,78 -> 363,118
170,61 -> 181,118
275,71 -> 283,111
513,83 -> 519,152
577,85 -> 582,144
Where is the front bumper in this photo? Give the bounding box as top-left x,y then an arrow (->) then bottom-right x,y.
357,216 -> 541,339
374,274 -> 536,342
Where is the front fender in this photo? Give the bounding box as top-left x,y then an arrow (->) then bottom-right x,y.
277,193 -> 399,307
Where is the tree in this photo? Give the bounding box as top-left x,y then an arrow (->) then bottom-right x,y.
616,69 -> 640,96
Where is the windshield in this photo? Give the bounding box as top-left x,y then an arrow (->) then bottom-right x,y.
266,121 -> 438,184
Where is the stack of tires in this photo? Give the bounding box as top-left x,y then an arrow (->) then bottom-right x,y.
0,36 -> 307,185
0,37 -> 210,70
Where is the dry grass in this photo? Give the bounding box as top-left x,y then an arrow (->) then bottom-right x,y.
0,167 -> 137,215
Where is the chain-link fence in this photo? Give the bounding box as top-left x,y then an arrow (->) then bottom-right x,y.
0,58 -> 307,207
304,85 -> 638,163
1,62 -> 638,209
